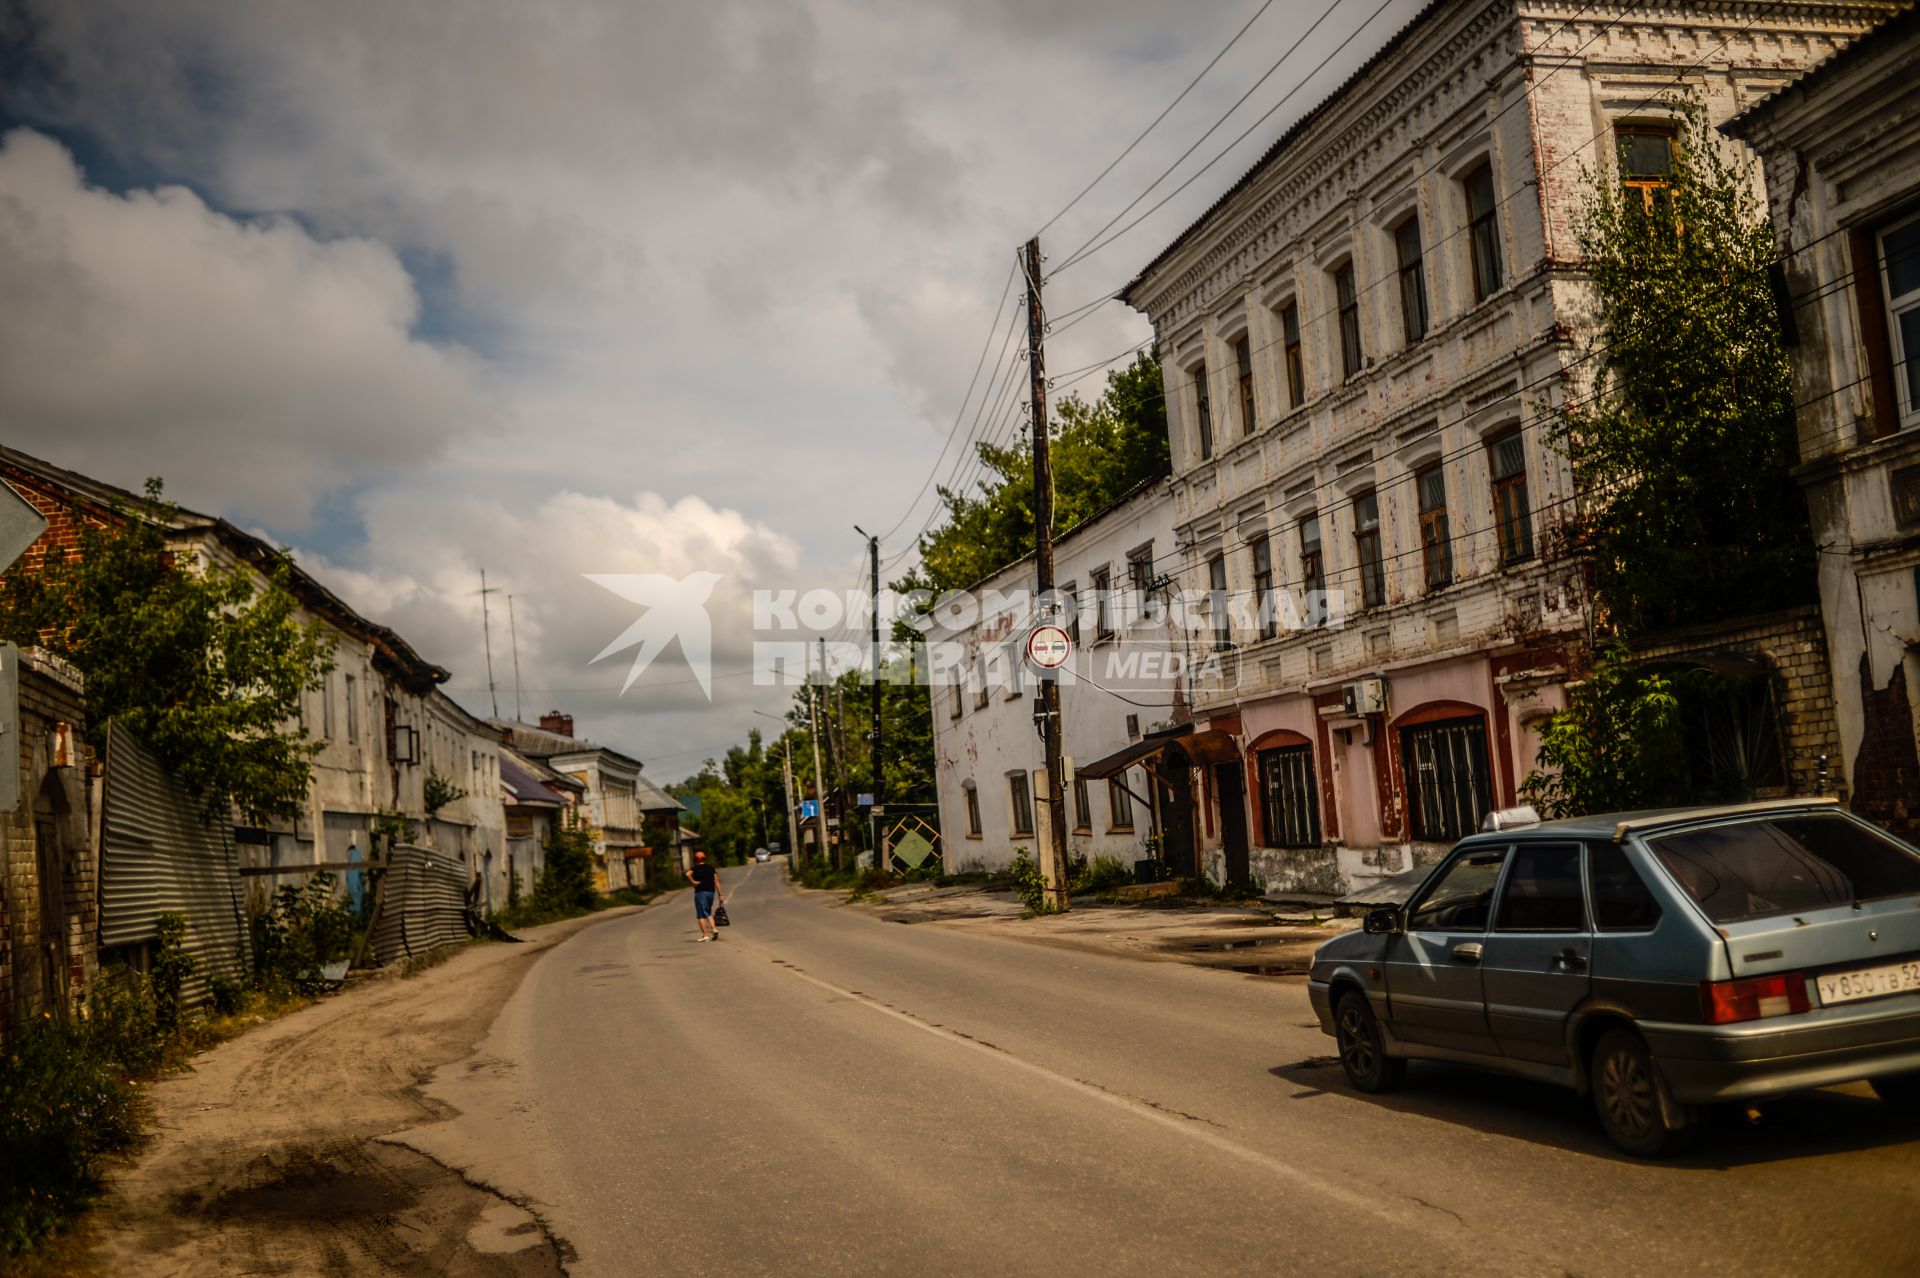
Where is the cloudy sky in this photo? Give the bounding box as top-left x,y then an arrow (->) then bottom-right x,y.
0,0 -> 1424,780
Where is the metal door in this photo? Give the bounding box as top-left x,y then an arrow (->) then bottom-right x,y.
1385,845 -> 1509,1052
1213,762 -> 1250,887
1479,842 -> 1592,1066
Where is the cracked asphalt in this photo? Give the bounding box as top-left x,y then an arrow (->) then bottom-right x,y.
397,863 -> 1920,1277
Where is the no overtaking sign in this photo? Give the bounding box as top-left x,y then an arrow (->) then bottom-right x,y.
1026,624 -> 1071,670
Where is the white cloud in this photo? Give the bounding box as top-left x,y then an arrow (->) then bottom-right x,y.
300,484 -> 813,779
0,128 -> 486,527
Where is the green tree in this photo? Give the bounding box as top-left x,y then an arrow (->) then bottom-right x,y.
0,481 -> 335,823
1519,640 -> 1687,818
1553,102 -> 1813,633
909,350 -> 1169,595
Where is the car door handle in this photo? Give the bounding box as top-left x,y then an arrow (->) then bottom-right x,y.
1554,948 -> 1588,972
1451,942 -> 1483,964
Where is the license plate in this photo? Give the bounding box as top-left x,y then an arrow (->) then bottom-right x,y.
1816,959 -> 1920,1006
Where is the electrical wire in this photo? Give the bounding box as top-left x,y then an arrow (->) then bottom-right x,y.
1034,0 -> 1283,238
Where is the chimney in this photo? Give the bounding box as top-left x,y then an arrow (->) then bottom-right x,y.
539,710 -> 575,738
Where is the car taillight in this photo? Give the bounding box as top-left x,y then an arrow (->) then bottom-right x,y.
1701,973 -> 1811,1024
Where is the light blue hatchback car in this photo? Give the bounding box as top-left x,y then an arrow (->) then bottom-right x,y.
1308,798 -> 1920,1156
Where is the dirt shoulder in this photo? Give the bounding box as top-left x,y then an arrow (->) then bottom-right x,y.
842,881 -> 1356,977
80,905 -> 653,1277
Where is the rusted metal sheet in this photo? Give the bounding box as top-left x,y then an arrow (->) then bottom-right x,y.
99,721 -> 249,1004
367,843 -> 472,966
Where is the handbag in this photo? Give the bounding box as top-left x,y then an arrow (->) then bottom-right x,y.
714,902 -> 731,927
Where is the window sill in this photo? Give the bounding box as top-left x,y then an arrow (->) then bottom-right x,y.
964,832 -> 983,840
1108,825 -> 1136,834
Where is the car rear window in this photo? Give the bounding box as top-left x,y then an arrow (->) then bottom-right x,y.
1647,814 -> 1920,923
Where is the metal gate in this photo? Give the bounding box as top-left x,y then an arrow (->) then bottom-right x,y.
1259,746 -> 1321,848
367,843 -> 473,965
1401,717 -> 1492,842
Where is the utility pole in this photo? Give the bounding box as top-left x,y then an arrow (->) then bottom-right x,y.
821,638 -> 847,868
807,643 -> 830,868
1025,236 -> 1070,914
780,734 -> 800,860
507,594 -> 525,723
855,525 -> 884,871
479,569 -> 501,719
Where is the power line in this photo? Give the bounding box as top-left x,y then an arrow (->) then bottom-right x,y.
1047,0 -> 1366,279
1034,0 -> 1282,238
877,261 -> 1021,543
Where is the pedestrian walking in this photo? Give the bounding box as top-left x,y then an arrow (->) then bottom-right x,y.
691,851 -> 724,941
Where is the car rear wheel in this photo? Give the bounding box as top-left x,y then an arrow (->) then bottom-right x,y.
1870,1072 -> 1920,1114
1334,990 -> 1405,1094
1591,1029 -> 1695,1159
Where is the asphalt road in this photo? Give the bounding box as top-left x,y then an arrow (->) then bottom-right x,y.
402,864 -> 1920,1278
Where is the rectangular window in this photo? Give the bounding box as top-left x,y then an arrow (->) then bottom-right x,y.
1588,841 -> 1662,932
1072,777 -> 1092,832
1259,746 -> 1320,847
1208,553 -> 1231,649
1880,212 -> 1920,429
1352,490 -> 1385,610
1008,772 -> 1035,837
1395,216 -> 1428,344
321,677 -> 336,741
1108,777 -> 1133,830
965,785 -> 982,836
1333,262 -> 1363,379
1465,162 -> 1503,301
1417,464 -> 1452,591
1617,126 -> 1676,215
1251,534 -> 1276,641
1299,514 -> 1325,624
974,656 -> 990,709
345,673 -> 359,744
1280,302 -> 1304,408
950,680 -> 963,719
1401,716 -> 1493,842
1649,813 -> 1920,924
1235,335 -> 1256,436
1128,549 -> 1154,627
1192,363 -> 1213,459
1494,843 -> 1586,932
1489,431 -> 1533,565
1091,566 -> 1113,640
1061,580 -> 1080,645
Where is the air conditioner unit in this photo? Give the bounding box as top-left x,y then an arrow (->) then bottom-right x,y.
1342,677 -> 1388,717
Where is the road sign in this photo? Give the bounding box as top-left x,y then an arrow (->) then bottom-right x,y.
0,481 -> 48,573
1026,624 -> 1072,670
800,799 -> 819,819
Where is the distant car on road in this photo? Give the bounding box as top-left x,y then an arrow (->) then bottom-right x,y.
1308,798 -> 1920,1156
754,848 -> 771,862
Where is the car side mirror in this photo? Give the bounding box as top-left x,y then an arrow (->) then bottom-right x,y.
1363,905 -> 1404,935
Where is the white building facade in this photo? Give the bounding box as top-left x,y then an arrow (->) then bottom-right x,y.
927,480 -> 1182,875
1725,5 -> 1920,843
1116,0 -> 1894,894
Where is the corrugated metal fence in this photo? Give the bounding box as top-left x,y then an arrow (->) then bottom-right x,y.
368,843 -> 473,965
100,721 -> 249,1005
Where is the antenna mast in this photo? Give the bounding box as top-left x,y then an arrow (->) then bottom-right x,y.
508,594 -> 524,722
479,569 -> 500,718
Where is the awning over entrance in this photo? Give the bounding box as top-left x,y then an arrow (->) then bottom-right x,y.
1075,725 -> 1239,779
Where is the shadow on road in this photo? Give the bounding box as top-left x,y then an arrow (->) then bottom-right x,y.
1267,1057 -> 1920,1167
